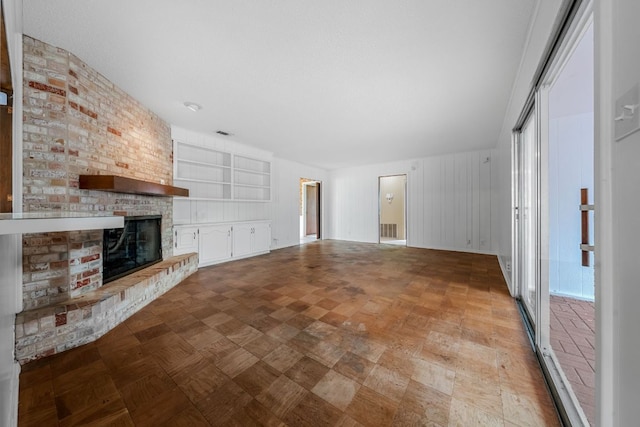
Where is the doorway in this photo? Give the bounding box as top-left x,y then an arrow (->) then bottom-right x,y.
378,175 -> 406,246
513,13 -> 594,427
0,4 -> 13,214
300,178 -> 321,244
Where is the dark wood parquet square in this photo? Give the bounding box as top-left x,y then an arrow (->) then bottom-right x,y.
17,240 -> 560,426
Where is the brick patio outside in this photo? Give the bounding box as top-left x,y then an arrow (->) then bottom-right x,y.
550,295 -> 595,425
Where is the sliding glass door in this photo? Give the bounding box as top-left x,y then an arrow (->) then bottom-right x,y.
516,112 -> 539,330
513,8 -> 594,424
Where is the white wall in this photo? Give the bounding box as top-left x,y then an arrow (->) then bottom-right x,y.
0,235 -> 20,427
493,1 -> 563,292
1,0 -> 22,425
329,160 -> 410,243
271,158 -> 327,249
596,0 -> 640,424
328,151 -> 493,253
548,113 -> 594,299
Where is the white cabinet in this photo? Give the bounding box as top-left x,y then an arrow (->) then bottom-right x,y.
232,222 -> 271,259
174,226 -> 198,256
173,220 -> 270,267
199,224 -> 232,266
232,223 -> 253,258
252,222 -> 271,254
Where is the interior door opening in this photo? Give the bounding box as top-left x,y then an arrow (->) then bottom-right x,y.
379,175 -> 407,246
300,178 -> 321,244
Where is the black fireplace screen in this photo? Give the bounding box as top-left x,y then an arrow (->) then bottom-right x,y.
103,215 -> 162,284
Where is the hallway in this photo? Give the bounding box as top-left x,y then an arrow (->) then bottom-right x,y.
18,241 -> 559,426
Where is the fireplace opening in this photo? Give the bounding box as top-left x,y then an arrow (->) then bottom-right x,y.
103,215 -> 162,284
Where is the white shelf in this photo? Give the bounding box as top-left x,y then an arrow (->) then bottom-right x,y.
175,197 -> 232,201
174,140 -> 271,202
177,159 -> 232,169
175,178 -> 231,185
234,167 -> 270,176
0,213 -> 124,235
234,183 -> 271,189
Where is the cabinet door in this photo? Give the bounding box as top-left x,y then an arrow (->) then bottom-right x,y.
199,225 -> 232,266
252,222 -> 271,254
232,224 -> 253,258
174,226 -> 198,256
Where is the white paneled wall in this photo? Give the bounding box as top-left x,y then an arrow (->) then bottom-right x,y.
271,158 -> 327,249
328,151 -> 494,254
172,127 -> 493,254
329,160 -> 410,243
416,151 -> 492,252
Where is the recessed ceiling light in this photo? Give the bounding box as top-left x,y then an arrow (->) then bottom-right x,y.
216,130 -> 232,136
183,102 -> 202,112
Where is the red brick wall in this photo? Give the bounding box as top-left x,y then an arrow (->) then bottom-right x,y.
21,36 -> 174,309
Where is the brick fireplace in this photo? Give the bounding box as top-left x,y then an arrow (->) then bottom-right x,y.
21,35 -> 174,308
15,36 -> 197,363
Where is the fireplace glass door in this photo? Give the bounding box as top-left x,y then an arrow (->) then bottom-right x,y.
103,215 -> 162,283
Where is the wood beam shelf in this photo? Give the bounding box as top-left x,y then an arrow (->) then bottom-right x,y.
79,175 -> 189,197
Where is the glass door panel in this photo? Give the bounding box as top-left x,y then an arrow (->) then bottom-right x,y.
519,112 -> 538,328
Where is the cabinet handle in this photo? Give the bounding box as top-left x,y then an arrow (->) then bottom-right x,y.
174,230 -> 177,248
194,232 -> 196,240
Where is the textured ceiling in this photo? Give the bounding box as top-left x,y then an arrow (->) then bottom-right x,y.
23,0 -> 537,169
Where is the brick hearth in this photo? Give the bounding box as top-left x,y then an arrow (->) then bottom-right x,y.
15,253 -> 197,363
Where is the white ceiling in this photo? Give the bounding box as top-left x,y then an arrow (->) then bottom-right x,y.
22,0 -> 537,170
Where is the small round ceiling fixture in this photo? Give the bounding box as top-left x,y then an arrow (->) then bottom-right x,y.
184,101 -> 202,112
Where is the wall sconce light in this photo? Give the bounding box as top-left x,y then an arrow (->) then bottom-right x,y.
386,193 -> 394,204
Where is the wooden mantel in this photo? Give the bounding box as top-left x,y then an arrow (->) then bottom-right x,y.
79,175 -> 189,197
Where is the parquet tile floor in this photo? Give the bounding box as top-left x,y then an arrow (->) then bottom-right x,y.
18,240 -> 560,426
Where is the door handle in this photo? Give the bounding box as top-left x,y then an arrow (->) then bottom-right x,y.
580,188 -> 594,266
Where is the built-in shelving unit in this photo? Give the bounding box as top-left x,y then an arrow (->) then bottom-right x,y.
174,141 -> 271,202
233,155 -> 271,201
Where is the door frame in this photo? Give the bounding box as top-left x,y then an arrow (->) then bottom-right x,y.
378,174 -> 407,244
301,179 -> 322,240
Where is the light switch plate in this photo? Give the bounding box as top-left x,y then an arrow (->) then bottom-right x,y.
615,83 -> 640,141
